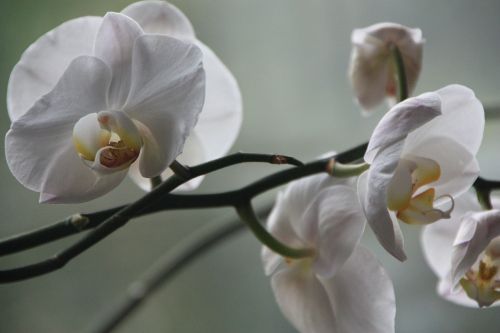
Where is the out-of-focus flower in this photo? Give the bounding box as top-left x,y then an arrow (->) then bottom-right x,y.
422,192 -> 500,308
121,1 -> 242,191
348,22 -> 424,113
358,85 -> 484,260
263,174 -> 395,333
6,12 -> 205,203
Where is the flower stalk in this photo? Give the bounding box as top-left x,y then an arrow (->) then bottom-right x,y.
390,44 -> 409,102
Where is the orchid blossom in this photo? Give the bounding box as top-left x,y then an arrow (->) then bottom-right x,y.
6,12 -> 205,203
262,174 -> 395,333
121,1 -> 242,191
358,85 -> 484,260
422,191 -> 500,308
349,22 -> 424,113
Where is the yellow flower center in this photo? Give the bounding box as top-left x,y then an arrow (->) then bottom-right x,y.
460,237 -> 500,307
386,155 -> 454,225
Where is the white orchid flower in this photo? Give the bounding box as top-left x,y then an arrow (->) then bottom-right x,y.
6,12 -> 205,203
422,191 -> 500,308
358,85 -> 484,261
263,174 -> 395,333
121,1 -> 242,191
349,22 -> 424,113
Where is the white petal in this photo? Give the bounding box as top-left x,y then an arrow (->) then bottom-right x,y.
405,85 -> 484,157
73,113 -> 110,161
7,16 -> 102,121
348,40 -> 390,112
320,246 -> 396,333
283,174 -> 350,230
262,193 -> 304,276
271,264 -> 336,333
365,92 -> 441,163
94,12 -> 144,109
192,42 -> 243,161
124,35 -> 205,177
403,135 -> 479,198
359,142 -> 407,261
311,185 -> 366,278
451,210 -> 500,288
421,191 -> 480,279
121,0 -> 195,39
437,277 -> 480,308
5,56 -> 114,203
128,132 -> 206,191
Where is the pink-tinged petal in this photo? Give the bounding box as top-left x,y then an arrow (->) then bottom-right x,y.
128,132 -> 206,192
321,246 -> 396,333
271,264 -> 336,333
349,22 -> 424,113
124,35 -> 205,177
193,42 -> 243,161
451,210 -> 500,288
359,142 -> 407,261
5,56 -> 113,203
121,0 -> 195,39
7,16 -> 102,120
94,12 -> 144,109
311,185 -> 366,278
405,85 -> 484,158
364,92 -> 441,163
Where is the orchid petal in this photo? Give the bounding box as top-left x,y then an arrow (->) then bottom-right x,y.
451,210 -> 500,288
311,186 -> 366,278
403,135 -> 479,198
349,22 -> 424,113
5,56 -> 114,203
128,132 -> 206,191
124,34 -> 205,177
193,42 -> 243,161
320,246 -> 396,333
421,191 -> 480,279
437,277 -> 479,308
262,193 -> 304,276
404,85 -> 484,157
7,16 -> 102,120
73,113 -> 111,161
121,0 -> 195,39
359,142 -> 407,261
94,13 -> 143,109
271,264 -> 336,333
386,158 -> 416,211
364,92 -> 441,163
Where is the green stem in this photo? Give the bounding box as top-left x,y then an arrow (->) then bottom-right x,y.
328,161 -> 369,177
390,44 -> 408,102
235,202 -> 315,259
150,176 -> 162,189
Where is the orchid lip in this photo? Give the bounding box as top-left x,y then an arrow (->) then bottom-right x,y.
73,111 -> 142,173
387,155 -> 453,225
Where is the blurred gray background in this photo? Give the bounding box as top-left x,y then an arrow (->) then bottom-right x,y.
1,0 -> 500,332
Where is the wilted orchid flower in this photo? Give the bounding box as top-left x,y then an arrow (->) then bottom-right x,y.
349,22 -> 424,113
6,12 -> 205,203
358,85 -> 484,260
121,1 -> 242,191
422,192 -> 500,308
263,174 -> 395,333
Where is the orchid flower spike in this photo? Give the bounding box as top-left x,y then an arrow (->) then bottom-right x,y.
349,22 -> 424,113
121,1 -> 242,191
422,191 -> 500,308
358,84 -> 484,261
6,12 -> 206,203
263,174 -> 395,333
